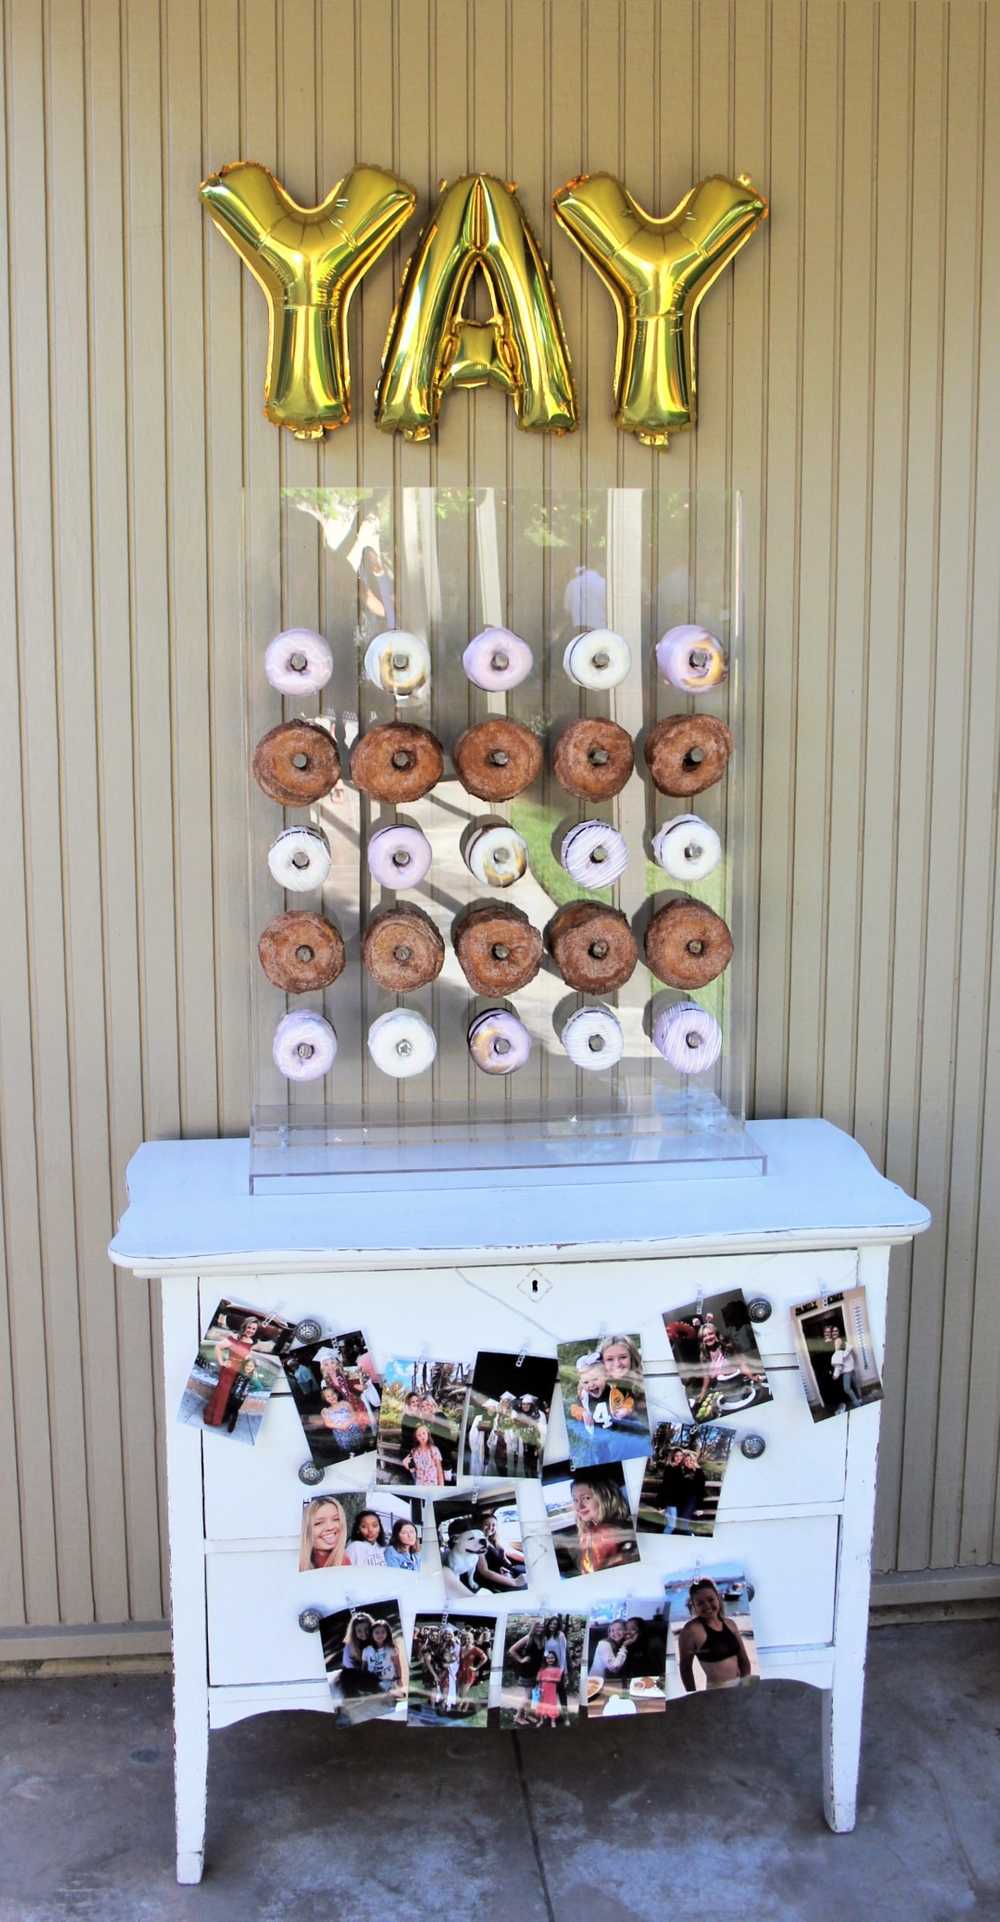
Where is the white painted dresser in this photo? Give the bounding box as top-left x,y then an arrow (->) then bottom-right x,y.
110,1118 -> 928,1885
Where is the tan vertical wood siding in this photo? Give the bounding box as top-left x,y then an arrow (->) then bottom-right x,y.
0,0 -> 996,1647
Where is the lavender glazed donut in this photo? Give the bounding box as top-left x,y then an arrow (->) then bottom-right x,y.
552,718 -> 634,801
467,1007 -> 533,1075
258,911 -> 345,993
367,1008 -> 438,1079
252,720 -> 341,805
363,629 -> 431,697
361,905 -> 445,992
367,823 -> 433,890
562,628 -> 631,691
643,713 -> 732,797
350,722 -> 444,803
264,628 -> 334,696
453,718 -> 543,802
561,1004 -> 625,1071
655,624 -> 728,693
652,1000 -> 723,1074
560,819 -> 629,890
453,904 -> 543,996
651,814 -> 722,884
272,1008 -> 337,1081
644,898 -> 734,989
547,901 -> 637,993
462,626 -> 534,692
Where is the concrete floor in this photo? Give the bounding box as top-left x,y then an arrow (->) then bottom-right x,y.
1,1622 -> 999,1922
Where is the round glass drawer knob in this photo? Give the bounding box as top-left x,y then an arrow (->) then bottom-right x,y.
298,1459 -> 325,1487
298,1607 -> 323,1634
740,1433 -> 766,1460
294,1318 -> 322,1344
747,1297 -> 772,1323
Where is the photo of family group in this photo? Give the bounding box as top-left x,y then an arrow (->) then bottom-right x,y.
664,1289 -> 773,1422
434,1484 -> 528,1598
408,1615 -> 496,1726
791,1286 -> 883,1423
462,1351 -> 556,1478
585,1599 -> 669,1717
299,1492 -> 423,1572
662,1565 -> 760,1697
543,1460 -> 640,1578
375,1357 -> 471,1488
557,1333 -> 652,1468
177,1299 -> 293,1444
283,1331 -> 381,1468
319,1601 -> 408,1724
499,1612 -> 584,1729
637,1421 -> 734,1537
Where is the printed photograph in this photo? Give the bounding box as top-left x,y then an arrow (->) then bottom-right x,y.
584,1598 -> 670,1718
637,1421 -> 734,1538
299,1492 -> 423,1573
408,1614 -> 495,1726
663,1289 -> 773,1423
791,1286 -> 884,1423
319,1601 -> 408,1724
663,1565 -> 760,1698
177,1299 -> 292,1445
543,1460 -> 640,1579
283,1331 -> 381,1468
375,1357 -> 471,1489
434,1485 -> 528,1598
499,1612 -> 585,1729
557,1333 -> 652,1468
462,1351 -> 557,1479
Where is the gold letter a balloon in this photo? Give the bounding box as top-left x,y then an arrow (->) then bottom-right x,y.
200,161 -> 416,438
553,172 -> 768,446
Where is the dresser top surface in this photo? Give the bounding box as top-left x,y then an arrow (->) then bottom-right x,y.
109,1119 -> 929,1273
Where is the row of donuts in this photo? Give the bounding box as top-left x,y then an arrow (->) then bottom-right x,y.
268,810 -> 721,897
273,998 -> 722,1084
264,621 -> 728,701
254,711 -> 732,809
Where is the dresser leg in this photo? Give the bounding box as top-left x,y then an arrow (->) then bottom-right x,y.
821,1680 -> 861,1832
174,1705 -> 209,1883
162,1272 -> 211,1883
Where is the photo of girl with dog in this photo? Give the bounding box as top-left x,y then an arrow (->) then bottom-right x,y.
500,1612 -> 585,1728
543,1460 -> 640,1579
557,1333 -> 651,1468
375,1356 -> 471,1488
408,1614 -> 496,1726
319,1602 -> 409,1725
462,1351 -> 557,1478
177,1299 -> 293,1445
637,1420 -> 733,1537
433,1485 -> 528,1598
664,1289 -> 773,1423
283,1330 -> 381,1468
298,1492 -> 423,1572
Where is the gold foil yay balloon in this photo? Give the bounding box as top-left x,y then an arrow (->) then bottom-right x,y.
375,174 -> 577,440
200,162 -> 416,439
553,172 -> 768,447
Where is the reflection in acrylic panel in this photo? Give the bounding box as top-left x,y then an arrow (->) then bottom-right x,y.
663,1289 -> 772,1424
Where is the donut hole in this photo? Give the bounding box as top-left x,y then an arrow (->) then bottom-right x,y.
289,651 -> 308,673
291,752 -> 311,771
391,850 -> 412,869
684,842 -> 703,862
688,648 -> 710,672
492,846 -> 510,867
683,746 -> 705,769
490,651 -> 510,672
685,1031 -> 703,1050
393,944 -> 413,964
493,1037 -> 512,1058
588,1033 -> 606,1053
395,1039 -> 413,1058
488,749 -> 510,768
391,749 -> 416,772
491,942 -> 511,962
589,940 -> 610,961
589,846 -> 608,866
588,747 -> 610,767
686,939 -> 705,957
291,850 -> 311,869
391,652 -> 411,672
296,1042 -> 315,1061
592,650 -> 610,671
295,945 -> 315,963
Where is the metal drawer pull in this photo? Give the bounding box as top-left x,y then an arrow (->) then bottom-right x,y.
294,1317 -> 323,1343
745,1582 -> 756,1603
298,1459 -> 324,1487
740,1432 -> 766,1459
298,1607 -> 323,1634
747,1296 -> 772,1323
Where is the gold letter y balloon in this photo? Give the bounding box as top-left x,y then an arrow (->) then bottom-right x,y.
553,172 -> 768,446
200,162 -> 416,438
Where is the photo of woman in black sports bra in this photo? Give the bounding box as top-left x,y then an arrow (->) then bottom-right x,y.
677,1577 -> 754,1692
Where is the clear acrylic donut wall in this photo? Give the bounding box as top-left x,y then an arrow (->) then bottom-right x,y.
245,486 -> 765,1190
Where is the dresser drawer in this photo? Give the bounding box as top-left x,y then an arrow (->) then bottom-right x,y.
203,1397 -> 377,1540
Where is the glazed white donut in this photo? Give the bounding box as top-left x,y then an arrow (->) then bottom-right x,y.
563,629 -> 631,690
272,1009 -> 337,1081
652,1001 -> 722,1075
264,628 -> 333,696
560,819 -> 629,889
363,629 -> 431,697
651,814 -> 722,883
466,823 -> 528,889
561,1004 -> 625,1071
367,823 -> 433,890
367,1008 -> 438,1079
267,825 -> 332,893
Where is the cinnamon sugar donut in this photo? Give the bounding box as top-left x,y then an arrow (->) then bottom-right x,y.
547,901 -> 638,993
361,905 -> 445,992
552,717 -> 634,801
453,904 -> 543,997
644,898 -> 734,988
644,714 -> 732,797
257,911 -> 346,993
252,720 -> 341,805
453,718 -> 543,802
350,722 -> 444,803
